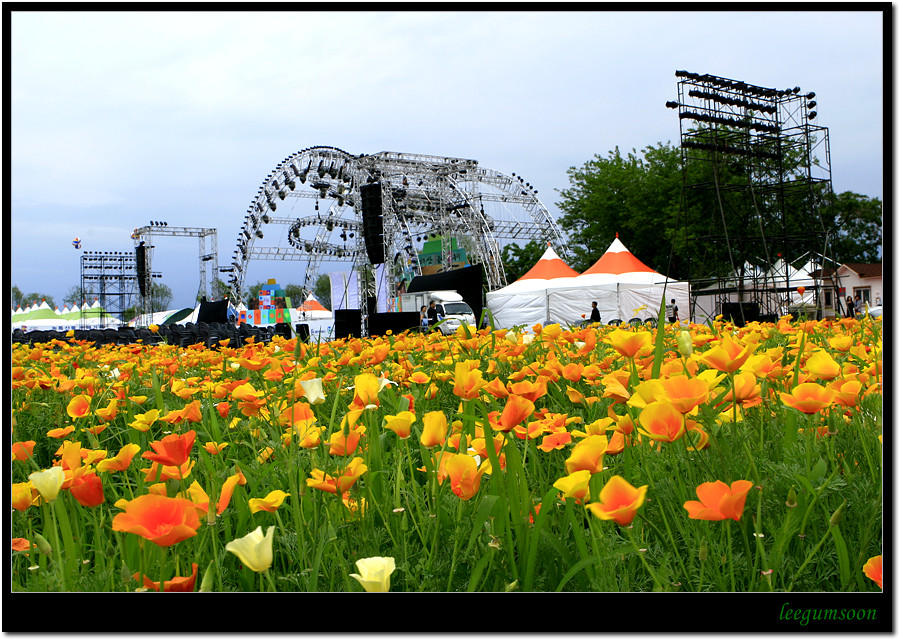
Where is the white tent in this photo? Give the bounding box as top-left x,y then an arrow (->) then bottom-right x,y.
547,236 -> 690,325
486,245 -> 581,328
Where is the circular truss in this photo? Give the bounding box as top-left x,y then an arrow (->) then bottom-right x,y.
225,146 -> 569,303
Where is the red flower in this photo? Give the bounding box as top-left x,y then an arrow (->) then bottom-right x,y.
142,430 -> 196,467
69,472 -> 105,507
112,494 -> 201,546
134,562 -> 199,592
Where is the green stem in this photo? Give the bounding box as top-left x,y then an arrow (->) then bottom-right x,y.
624,525 -> 662,591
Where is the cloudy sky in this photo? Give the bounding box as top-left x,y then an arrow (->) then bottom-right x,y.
9,9 -> 884,310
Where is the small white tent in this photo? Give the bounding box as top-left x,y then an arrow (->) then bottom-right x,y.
547,236 -> 690,325
485,245 -> 581,328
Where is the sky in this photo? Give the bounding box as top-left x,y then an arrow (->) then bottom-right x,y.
9,8 -> 885,311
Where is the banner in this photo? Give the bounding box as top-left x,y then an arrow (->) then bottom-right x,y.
329,271 -> 359,310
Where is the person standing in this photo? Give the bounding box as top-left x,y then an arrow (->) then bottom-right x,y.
845,296 -> 855,318
589,301 -> 601,323
419,305 -> 428,332
666,299 -> 679,323
854,293 -> 863,317
427,301 -> 439,327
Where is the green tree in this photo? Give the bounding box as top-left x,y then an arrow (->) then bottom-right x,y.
148,283 -> 173,312
284,284 -> 306,307
500,240 -> 552,282
63,285 -> 87,306
245,282 -> 264,307
313,274 -> 331,310
11,286 -> 24,308
821,191 -> 883,264
19,292 -> 57,309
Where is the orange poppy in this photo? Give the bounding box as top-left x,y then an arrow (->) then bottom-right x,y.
216,470 -> 247,515
383,411 -> 416,439
863,555 -> 882,589
112,493 -> 202,546
307,457 -> 368,494
638,401 -> 686,442
585,475 -> 648,526
96,444 -> 141,473
780,383 -> 835,414
488,394 -> 535,433
12,441 -> 35,462
553,469 -> 592,502
66,394 -> 92,419
696,335 -> 758,373
327,426 -> 366,456
564,435 -> 607,474
607,329 -> 652,359
443,453 -> 488,500
683,479 -> 753,521
134,562 -> 199,592
69,472 -> 105,507
804,350 -> 842,381
142,430 -> 196,467
46,425 -> 76,439
420,411 -> 448,448
659,376 -> 709,413
351,373 -> 381,409
452,362 -> 487,401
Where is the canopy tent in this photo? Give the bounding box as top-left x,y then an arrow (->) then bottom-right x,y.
294,294 -> 333,320
547,236 -> 690,325
485,245 -> 581,328
486,236 -> 691,329
12,300 -> 123,331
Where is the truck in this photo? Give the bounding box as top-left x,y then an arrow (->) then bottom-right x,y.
399,290 -> 476,335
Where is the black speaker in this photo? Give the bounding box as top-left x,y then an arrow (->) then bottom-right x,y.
360,183 -> 385,264
295,323 -> 310,343
135,243 -> 148,297
335,309 -> 362,339
722,302 -> 759,327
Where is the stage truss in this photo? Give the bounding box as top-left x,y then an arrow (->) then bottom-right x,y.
224,147 -> 569,308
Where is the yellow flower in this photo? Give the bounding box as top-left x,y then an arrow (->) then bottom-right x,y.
225,526 -> 274,572
28,466 -> 65,502
248,490 -> 290,514
130,409 -> 160,433
349,556 -> 396,592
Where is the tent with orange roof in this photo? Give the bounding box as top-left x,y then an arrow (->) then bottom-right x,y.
485,244 -> 594,328
294,294 -> 333,320
546,235 -> 690,324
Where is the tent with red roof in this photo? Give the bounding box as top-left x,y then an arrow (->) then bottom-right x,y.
486,244 -> 587,328
294,294 -> 333,319
546,235 -> 690,324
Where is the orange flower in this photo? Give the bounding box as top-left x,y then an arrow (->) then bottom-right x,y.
863,555 -> 882,589
46,425 -> 76,439
307,457 -> 368,494
130,409 -> 159,432
141,460 -> 195,482
553,469 -> 592,502
66,394 -> 92,419
12,538 -> 35,554
278,402 -> 317,430
638,401 -> 686,442
408,371 -> 431,385
248,489 -> 290,514
561,362 -> 585,383
96,444 -> 141,473
537,430 -> 572,452
683,479 -> 753,521
134,562 -> 199,592
383,411 -> 416,439
327,426 -> 365,456
452,362 -> 486,401
507,377 -> 549,403
659,376 -> 709,413
780,383 -> 835,414
696,335 -> 758,373
203,441 -> 228,455
830,378 -> 863,407
586,475 -> 648,526
112,494 -> 202,546
94,398 -> 118,422
11,482 -> 37,511
482,377 -> 510,399
351,373 -> 381,409
443,453 -> 488,500
216,470 -> 247,515
607,329 -> 652,359
564,435 -> 607,475
69,472 -> 105,507
723,371 -> 762,407
12,441 -> 35,462
142,430 -> 196,467
488,394 -> 535,433
420,411 -> 448,448
804,350 -> 841,381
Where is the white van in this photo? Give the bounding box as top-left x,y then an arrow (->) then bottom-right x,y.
400,290 -> 477,335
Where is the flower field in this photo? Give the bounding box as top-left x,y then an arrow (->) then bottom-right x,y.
10,312 -> 883,594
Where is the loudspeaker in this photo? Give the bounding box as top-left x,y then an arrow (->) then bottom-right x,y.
135,244 -> 148,297
335,309 -> 362,340
295,323 -> 310,343
360,183 -> 385,264
722,302 -> 759,327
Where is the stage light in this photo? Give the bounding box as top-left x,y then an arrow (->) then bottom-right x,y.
807,101 -> 816,109
805,92 -> 816,100
666,101 -> 679,109
261,214 -> 270,224
807,111 -> 817,119
792,87 -> 800,94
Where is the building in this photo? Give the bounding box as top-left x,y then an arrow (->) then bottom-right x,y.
810,263 -> 883,318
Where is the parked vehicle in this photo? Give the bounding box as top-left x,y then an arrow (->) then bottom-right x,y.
399,290 -> 476,335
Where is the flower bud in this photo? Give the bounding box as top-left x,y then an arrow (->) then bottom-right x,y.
785,487 -> 798,508
199,560 -> 216,592
676,331 -> 693,357
829,501 -> 847,527
33,533 -> 52,556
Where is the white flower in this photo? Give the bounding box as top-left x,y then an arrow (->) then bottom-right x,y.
298,378 -> 326,405
349,556 -> 396,592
